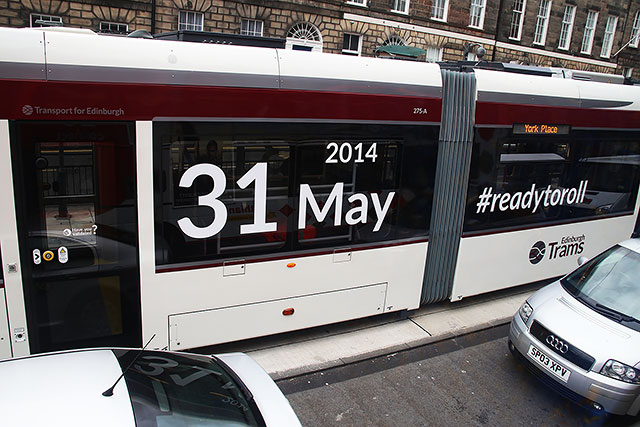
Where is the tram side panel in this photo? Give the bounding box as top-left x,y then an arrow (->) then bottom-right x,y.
144,121 -> 440,350
451,71 -> 640,299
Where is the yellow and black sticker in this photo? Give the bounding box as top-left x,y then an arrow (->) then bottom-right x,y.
42,250 -> 55,262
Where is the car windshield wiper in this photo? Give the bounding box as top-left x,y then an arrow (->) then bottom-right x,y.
584,300 -> 638,324
594,303 -> 638,324
572,294 -> 623,323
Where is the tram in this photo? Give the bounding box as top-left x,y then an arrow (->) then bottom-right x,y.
0,26 -> 638,358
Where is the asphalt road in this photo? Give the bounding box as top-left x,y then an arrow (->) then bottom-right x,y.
278,326 -> 639,427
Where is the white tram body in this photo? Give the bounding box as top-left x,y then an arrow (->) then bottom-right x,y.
0,26 -> 638,357
451,69 -> 640,300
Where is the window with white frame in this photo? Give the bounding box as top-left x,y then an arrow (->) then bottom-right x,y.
623,67 -> 634,78
557,5 -> 576,50
580,10 -> 598,54
286,22 -> 323,52
469,0 -> 486,29
432,0 -> 449,21
425,46 -> 443,62
30,14 -> 62,27
509,0 -> 527,41
241,19 -> 263,37
346,0 -> 367,6
533,0 -> 552,45
630,11 -> 640,48
392,0 -> 410,14
342,33 -> 362,55
179,11 -> 204,31
600,16 -> 618,58
99,22 -> 129,34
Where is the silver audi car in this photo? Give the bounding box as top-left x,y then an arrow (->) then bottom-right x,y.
509,238 -> 640,416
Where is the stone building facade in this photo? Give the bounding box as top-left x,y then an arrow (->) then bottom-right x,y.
1,0 -> 639,78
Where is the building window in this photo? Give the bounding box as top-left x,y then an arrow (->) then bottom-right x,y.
432,0 -> 449,21
509,0 -> 527,41
383,35 -> 406,46
557,6 -> 576,50
30,14 -> 62,27
392,0 -> 409,14
346,0 -> 367,6
533,0 -> 552,46
580,10 -> 598,54
342,33 -> 362,55
425,46 -> 443,62
241,19 -> 263,37
600,16 -> 618,59
99,22 -> 129,35
179,11 -> 204,31
630,11 -> 640,48
286,23 -> 323,52
624,67 -> 634,78
469,0 -> 486,29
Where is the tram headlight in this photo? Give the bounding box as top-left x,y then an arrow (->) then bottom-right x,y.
518,301 -> 533,324
600,359 -> 640,384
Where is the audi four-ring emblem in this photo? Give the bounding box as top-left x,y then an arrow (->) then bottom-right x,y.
546,334 -> 569,354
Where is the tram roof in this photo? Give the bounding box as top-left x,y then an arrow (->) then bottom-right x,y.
1,26 -> 639,109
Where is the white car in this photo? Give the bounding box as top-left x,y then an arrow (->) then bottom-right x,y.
0,348 -> 301,426
509,238 -> 640,416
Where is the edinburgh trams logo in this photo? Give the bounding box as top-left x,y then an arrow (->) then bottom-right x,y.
529,241 -> 546,264
529,234 -> 586,265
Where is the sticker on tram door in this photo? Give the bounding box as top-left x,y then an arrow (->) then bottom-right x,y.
58,247 -> 68,264
527,344 -> 571,383
42,250 -> 55,262
32,249 -> 41,265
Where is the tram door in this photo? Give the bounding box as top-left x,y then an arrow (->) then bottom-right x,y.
11,122 -> 141,354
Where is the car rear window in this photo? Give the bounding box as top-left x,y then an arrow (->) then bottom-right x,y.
114,350 -> 265,427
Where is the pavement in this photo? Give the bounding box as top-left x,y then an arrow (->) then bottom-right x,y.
205,282 -> 545,381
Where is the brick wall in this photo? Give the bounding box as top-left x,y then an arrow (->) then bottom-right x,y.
0,0 -> 151,31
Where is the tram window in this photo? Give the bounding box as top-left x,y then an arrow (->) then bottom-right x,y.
37,142 -> 98,247
464,128 -> 640,232
295,140 -> 401,247
154,122 -> 438,267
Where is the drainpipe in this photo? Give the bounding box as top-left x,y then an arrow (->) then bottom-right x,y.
492,0 -> 507,62
613,0 -> 635,67
151,0 -> 156,35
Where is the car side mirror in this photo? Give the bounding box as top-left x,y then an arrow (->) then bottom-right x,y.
577,256 -> 589,266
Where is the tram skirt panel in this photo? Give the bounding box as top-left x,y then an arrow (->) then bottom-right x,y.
421,68 -> 476,305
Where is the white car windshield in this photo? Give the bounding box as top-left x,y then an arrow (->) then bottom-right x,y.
561,244 -> 640,328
